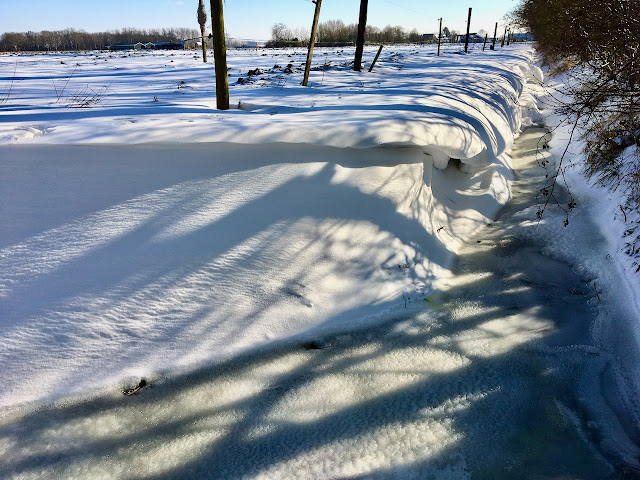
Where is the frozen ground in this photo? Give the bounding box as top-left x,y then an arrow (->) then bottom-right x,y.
1,44 -> 639,477
0,43 -> 533,408
1,127 -> 638,479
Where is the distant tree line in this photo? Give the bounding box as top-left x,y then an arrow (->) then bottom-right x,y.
268,20 -> 424,47
0,27 -> 200,52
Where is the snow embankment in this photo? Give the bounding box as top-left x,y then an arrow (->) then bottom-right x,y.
0,45 -> 543,408
2,45 -> 541,169
532,71 -> 640,443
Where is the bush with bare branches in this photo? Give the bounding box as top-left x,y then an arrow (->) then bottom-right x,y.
513,0 -> 640,264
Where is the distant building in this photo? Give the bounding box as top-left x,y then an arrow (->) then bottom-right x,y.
421,33 -> 435,42
153,42 -> 185,50
240,41 -> 261,48
109,43 -> 136,51
109,41 -> 185,51
459,33 -> 484,43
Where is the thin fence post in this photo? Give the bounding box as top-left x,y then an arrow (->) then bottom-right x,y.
368,44 -> 383,72
501,26 -> 506,47
437,17 -> 442,56
464,7 -> 472,53
491,22 -> 498,50
302,0 -> 322,86
483,33 -> 487,51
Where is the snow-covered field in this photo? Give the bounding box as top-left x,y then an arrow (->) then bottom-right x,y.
0,44 -> 541,408
1,43 -> 639,478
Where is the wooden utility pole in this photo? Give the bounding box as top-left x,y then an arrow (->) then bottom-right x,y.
501,26 -> 506,47
482,33 -> 487,51
354,0 -> 369,71
197,0 -> 207,63
491,22 -> 498,50
209,0 -> 229,109
464,7 -> 472,53
302,0 -> 322,86
368,44 -> 383,72
437,18 -> 442,56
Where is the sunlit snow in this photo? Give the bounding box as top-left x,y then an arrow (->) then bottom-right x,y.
0,43 -> 638,478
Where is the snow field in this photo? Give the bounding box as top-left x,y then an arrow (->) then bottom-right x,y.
0,44 -> 542,409
2,45 -> 639,478
0,141 -> 512,409
0,304 -> 589,480
1,44 -> 537,166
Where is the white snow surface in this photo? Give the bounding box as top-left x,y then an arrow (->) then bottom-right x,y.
0,44 -> 542,408
1,44 -> 535,165
536,72 -> 640,440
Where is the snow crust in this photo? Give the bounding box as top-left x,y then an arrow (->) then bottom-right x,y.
3,45 -> 640,478
0,44 -> 541,408
534,73 -> 640,461
1,44 -> 537,167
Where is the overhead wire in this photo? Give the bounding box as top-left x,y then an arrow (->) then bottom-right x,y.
378,0 -> 425,16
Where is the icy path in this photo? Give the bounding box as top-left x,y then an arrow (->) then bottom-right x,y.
1,128 -> 638,479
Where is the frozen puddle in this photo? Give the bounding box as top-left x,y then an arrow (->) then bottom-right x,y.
1,129 -> 638,479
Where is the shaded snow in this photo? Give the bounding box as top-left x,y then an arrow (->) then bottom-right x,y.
1,44 -> 537,166
0,141 -> 512,408
1,44 -> 639,478
0,44 -> 541,408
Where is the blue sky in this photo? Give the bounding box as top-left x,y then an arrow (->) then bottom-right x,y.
0,0 -> 517,41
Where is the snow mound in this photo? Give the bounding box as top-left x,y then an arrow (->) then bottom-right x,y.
0,45 -> 543,408
1,45 -> 541,169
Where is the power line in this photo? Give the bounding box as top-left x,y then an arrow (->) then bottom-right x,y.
378,0 -> 425,16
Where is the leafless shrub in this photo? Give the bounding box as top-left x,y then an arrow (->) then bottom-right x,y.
0,61 -> 19,105
513,0 -> 640,254
67,84 -> 110,108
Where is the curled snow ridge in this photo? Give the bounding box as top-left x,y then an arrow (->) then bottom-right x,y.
0,45 -> 532,408
4,45 -> 541,170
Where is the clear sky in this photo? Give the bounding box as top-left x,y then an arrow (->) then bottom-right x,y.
0,0 -> 517,41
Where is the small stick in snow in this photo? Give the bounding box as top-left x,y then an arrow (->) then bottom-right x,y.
593,282 -> 601,301
122,378 -> 147,396
619,205 -> 627,222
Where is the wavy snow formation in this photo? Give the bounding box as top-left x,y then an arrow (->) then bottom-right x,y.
0,142 -> 514,408
0,45 -> 544,408
2,45 -> 542,168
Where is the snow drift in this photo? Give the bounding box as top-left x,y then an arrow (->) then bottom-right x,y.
0,45 -> 542,408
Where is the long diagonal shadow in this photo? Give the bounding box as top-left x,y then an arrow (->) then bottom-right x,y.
1,129 -> 629,478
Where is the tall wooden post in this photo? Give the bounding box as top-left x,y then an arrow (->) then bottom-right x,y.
197,0 -> 207,63
506,29 -> 511,45
482,33 -> 487,51
354,0 -> 369,71
501,26 -> 506,47
437,18 -> 442,56
464,7 -> 472,53
302,0 -> 322,86
491,22 -> 498,50
209,0 -> 229,109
